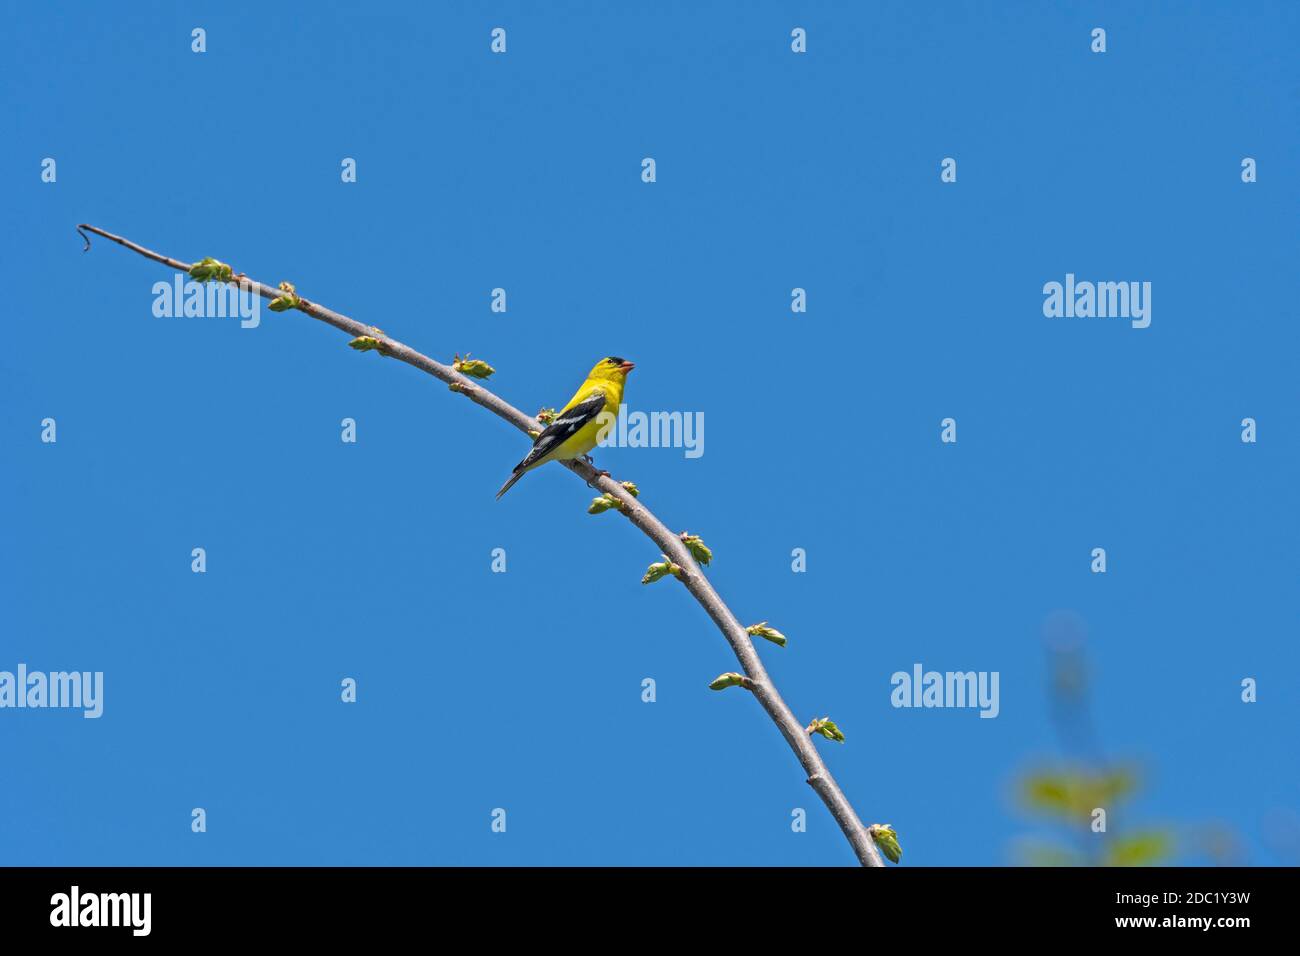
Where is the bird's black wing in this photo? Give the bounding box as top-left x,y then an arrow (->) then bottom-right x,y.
513,392 -> 607,471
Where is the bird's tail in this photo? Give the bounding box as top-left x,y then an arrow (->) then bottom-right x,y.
495,469 -> 525,500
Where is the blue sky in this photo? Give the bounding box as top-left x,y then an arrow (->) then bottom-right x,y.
2,1 -> 1297,866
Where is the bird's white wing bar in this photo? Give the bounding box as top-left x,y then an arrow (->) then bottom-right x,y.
514,392 -> 607,470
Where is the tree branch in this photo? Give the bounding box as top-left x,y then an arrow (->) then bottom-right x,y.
76,223 -> 886,867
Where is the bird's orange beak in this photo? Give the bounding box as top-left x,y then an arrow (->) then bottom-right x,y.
619,360 -> 635,374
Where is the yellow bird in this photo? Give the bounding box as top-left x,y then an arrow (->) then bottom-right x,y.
496,356 -> 635,499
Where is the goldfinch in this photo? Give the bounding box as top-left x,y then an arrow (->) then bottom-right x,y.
496,356 -> 635,499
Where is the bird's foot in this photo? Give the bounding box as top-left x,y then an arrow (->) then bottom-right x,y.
585,469 -> 612,488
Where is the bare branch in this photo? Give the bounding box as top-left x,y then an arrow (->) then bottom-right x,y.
76,223 -> 886,867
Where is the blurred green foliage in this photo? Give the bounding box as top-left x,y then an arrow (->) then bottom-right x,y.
1012,614 -> 1176,866
1013,764 -> 1174,866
